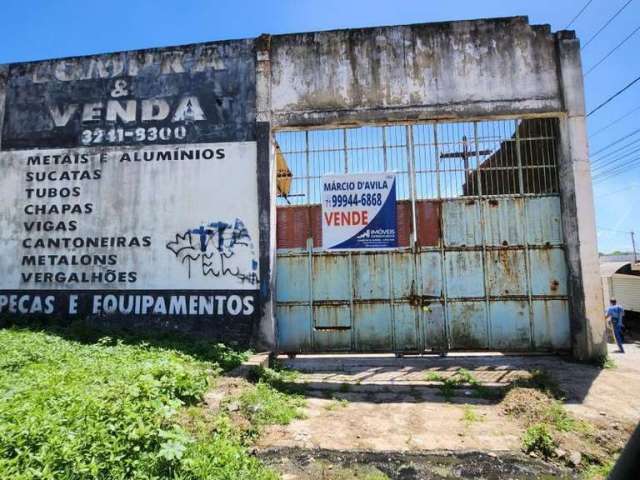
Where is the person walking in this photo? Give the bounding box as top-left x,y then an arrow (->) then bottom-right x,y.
605,298 -> 625,353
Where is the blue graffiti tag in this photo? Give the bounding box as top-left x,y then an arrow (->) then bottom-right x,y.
166,218 -> 258,285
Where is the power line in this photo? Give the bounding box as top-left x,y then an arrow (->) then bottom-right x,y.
582,0 -> 635,50
589,104 -> 640,138
584,23 -> 640,76
596,184 -> 640,198
598,226 -> 632,234
591,137 -> 640,164
590,127 -> 640,156
587,74 -> 640,117
566,0 -> 595,29
594,157 -> 640,182
592,146 -> 640,172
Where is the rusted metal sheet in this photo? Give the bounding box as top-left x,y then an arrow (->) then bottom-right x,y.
423,302 -> 446,351
276,205 -> 322,249
486,250 -> 527,296
354,303 -> 393,351
447,301 -> 489,349
445,251 -> 484,298
312,254 -> 350,301
276,255 -> 310,302
352,253 -> 391,300
529,248 -> 568,296
416,200 -> 441,247
483,197 -> 525,246
489,300 -> 531,350
276,305 -> 312,352
396,200 -> 413,247
417,252 -> 443,297
532,300 -> 570,350
314,305 -> 351,328
276,206 -> 310,249
392,304 -> 420,352
442,200 -> 482,247
526,196 -> 563,245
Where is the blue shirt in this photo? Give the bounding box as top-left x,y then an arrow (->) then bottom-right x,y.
606,305 -> 624,323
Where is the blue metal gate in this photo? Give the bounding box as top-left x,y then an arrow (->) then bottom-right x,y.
275,118 -> 570,353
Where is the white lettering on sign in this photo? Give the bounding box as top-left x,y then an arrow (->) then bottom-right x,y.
322,172 -> 398,250
0,142 -> 260,292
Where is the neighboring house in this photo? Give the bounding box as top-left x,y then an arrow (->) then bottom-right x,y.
600,262 -> 640,315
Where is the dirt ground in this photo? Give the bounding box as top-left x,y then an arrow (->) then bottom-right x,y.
250,341 -> 640,478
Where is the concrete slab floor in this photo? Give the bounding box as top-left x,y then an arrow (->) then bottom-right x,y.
259,341 -> 640,453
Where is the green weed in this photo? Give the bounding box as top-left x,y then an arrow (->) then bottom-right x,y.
522,423 -> 557,458
0,328 -> 274,479
461,405 -> 482,424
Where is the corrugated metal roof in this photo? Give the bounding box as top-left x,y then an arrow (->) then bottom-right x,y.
600,262 -> 629,277
611,274 -> 640,312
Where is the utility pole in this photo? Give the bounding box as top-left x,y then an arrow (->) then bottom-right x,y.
632,230 -> 638,264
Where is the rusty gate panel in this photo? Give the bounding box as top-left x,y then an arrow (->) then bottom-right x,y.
483,198 -> 525,246
532,300 -> 570,350
354,303 -> 393,351
442,200 -> 482,247
417,252 -> 443,297
489,300 -> 531,350
526,197 -> 563,245
276,254 -> 310,302
312,254 -> 350,302
486,250 -> 528,296
448,302 -> 489,349
529,248 -> 568,296
352,253 -> 391,300
276,305 -> 312,352
392,303 -> 420,352
423,302 -> 446,351
445,251 -> 484,298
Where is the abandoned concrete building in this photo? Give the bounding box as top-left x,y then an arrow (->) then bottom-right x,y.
0,16 -> 606,361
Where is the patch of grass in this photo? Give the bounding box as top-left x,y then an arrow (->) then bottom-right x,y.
522,423 -> 557,458
461,405 -> 482,425
581,459 -> 615,480
0,327 -> 275,479
601,357 -> 617,369
324,398 -> 349,411
424,371 -> 444,382
236,382 -> 306,433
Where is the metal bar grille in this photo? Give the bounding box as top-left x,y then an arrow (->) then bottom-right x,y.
275,118 -> 560,205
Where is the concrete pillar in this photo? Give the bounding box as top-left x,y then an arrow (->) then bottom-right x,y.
254,35 -> 277,351
556,31 -> 607,361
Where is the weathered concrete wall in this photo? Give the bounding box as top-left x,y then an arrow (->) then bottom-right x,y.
269,17 -> 562,128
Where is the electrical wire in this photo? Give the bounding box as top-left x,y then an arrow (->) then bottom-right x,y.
591,137 -> 640,164
566,0 -> 595,29
582,0 -> 635,50
593,157 -> 640,182
590,127 -> 640,156
592,146 -> 640,172
588,74 -> 640,117
596,183 -> 640,198
589,104 -> 640,138
584,23 -> 640,76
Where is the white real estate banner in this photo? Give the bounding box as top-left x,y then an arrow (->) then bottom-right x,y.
321,172 -> 397,250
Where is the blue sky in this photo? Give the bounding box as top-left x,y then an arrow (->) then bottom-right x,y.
0,0 -> 638,253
